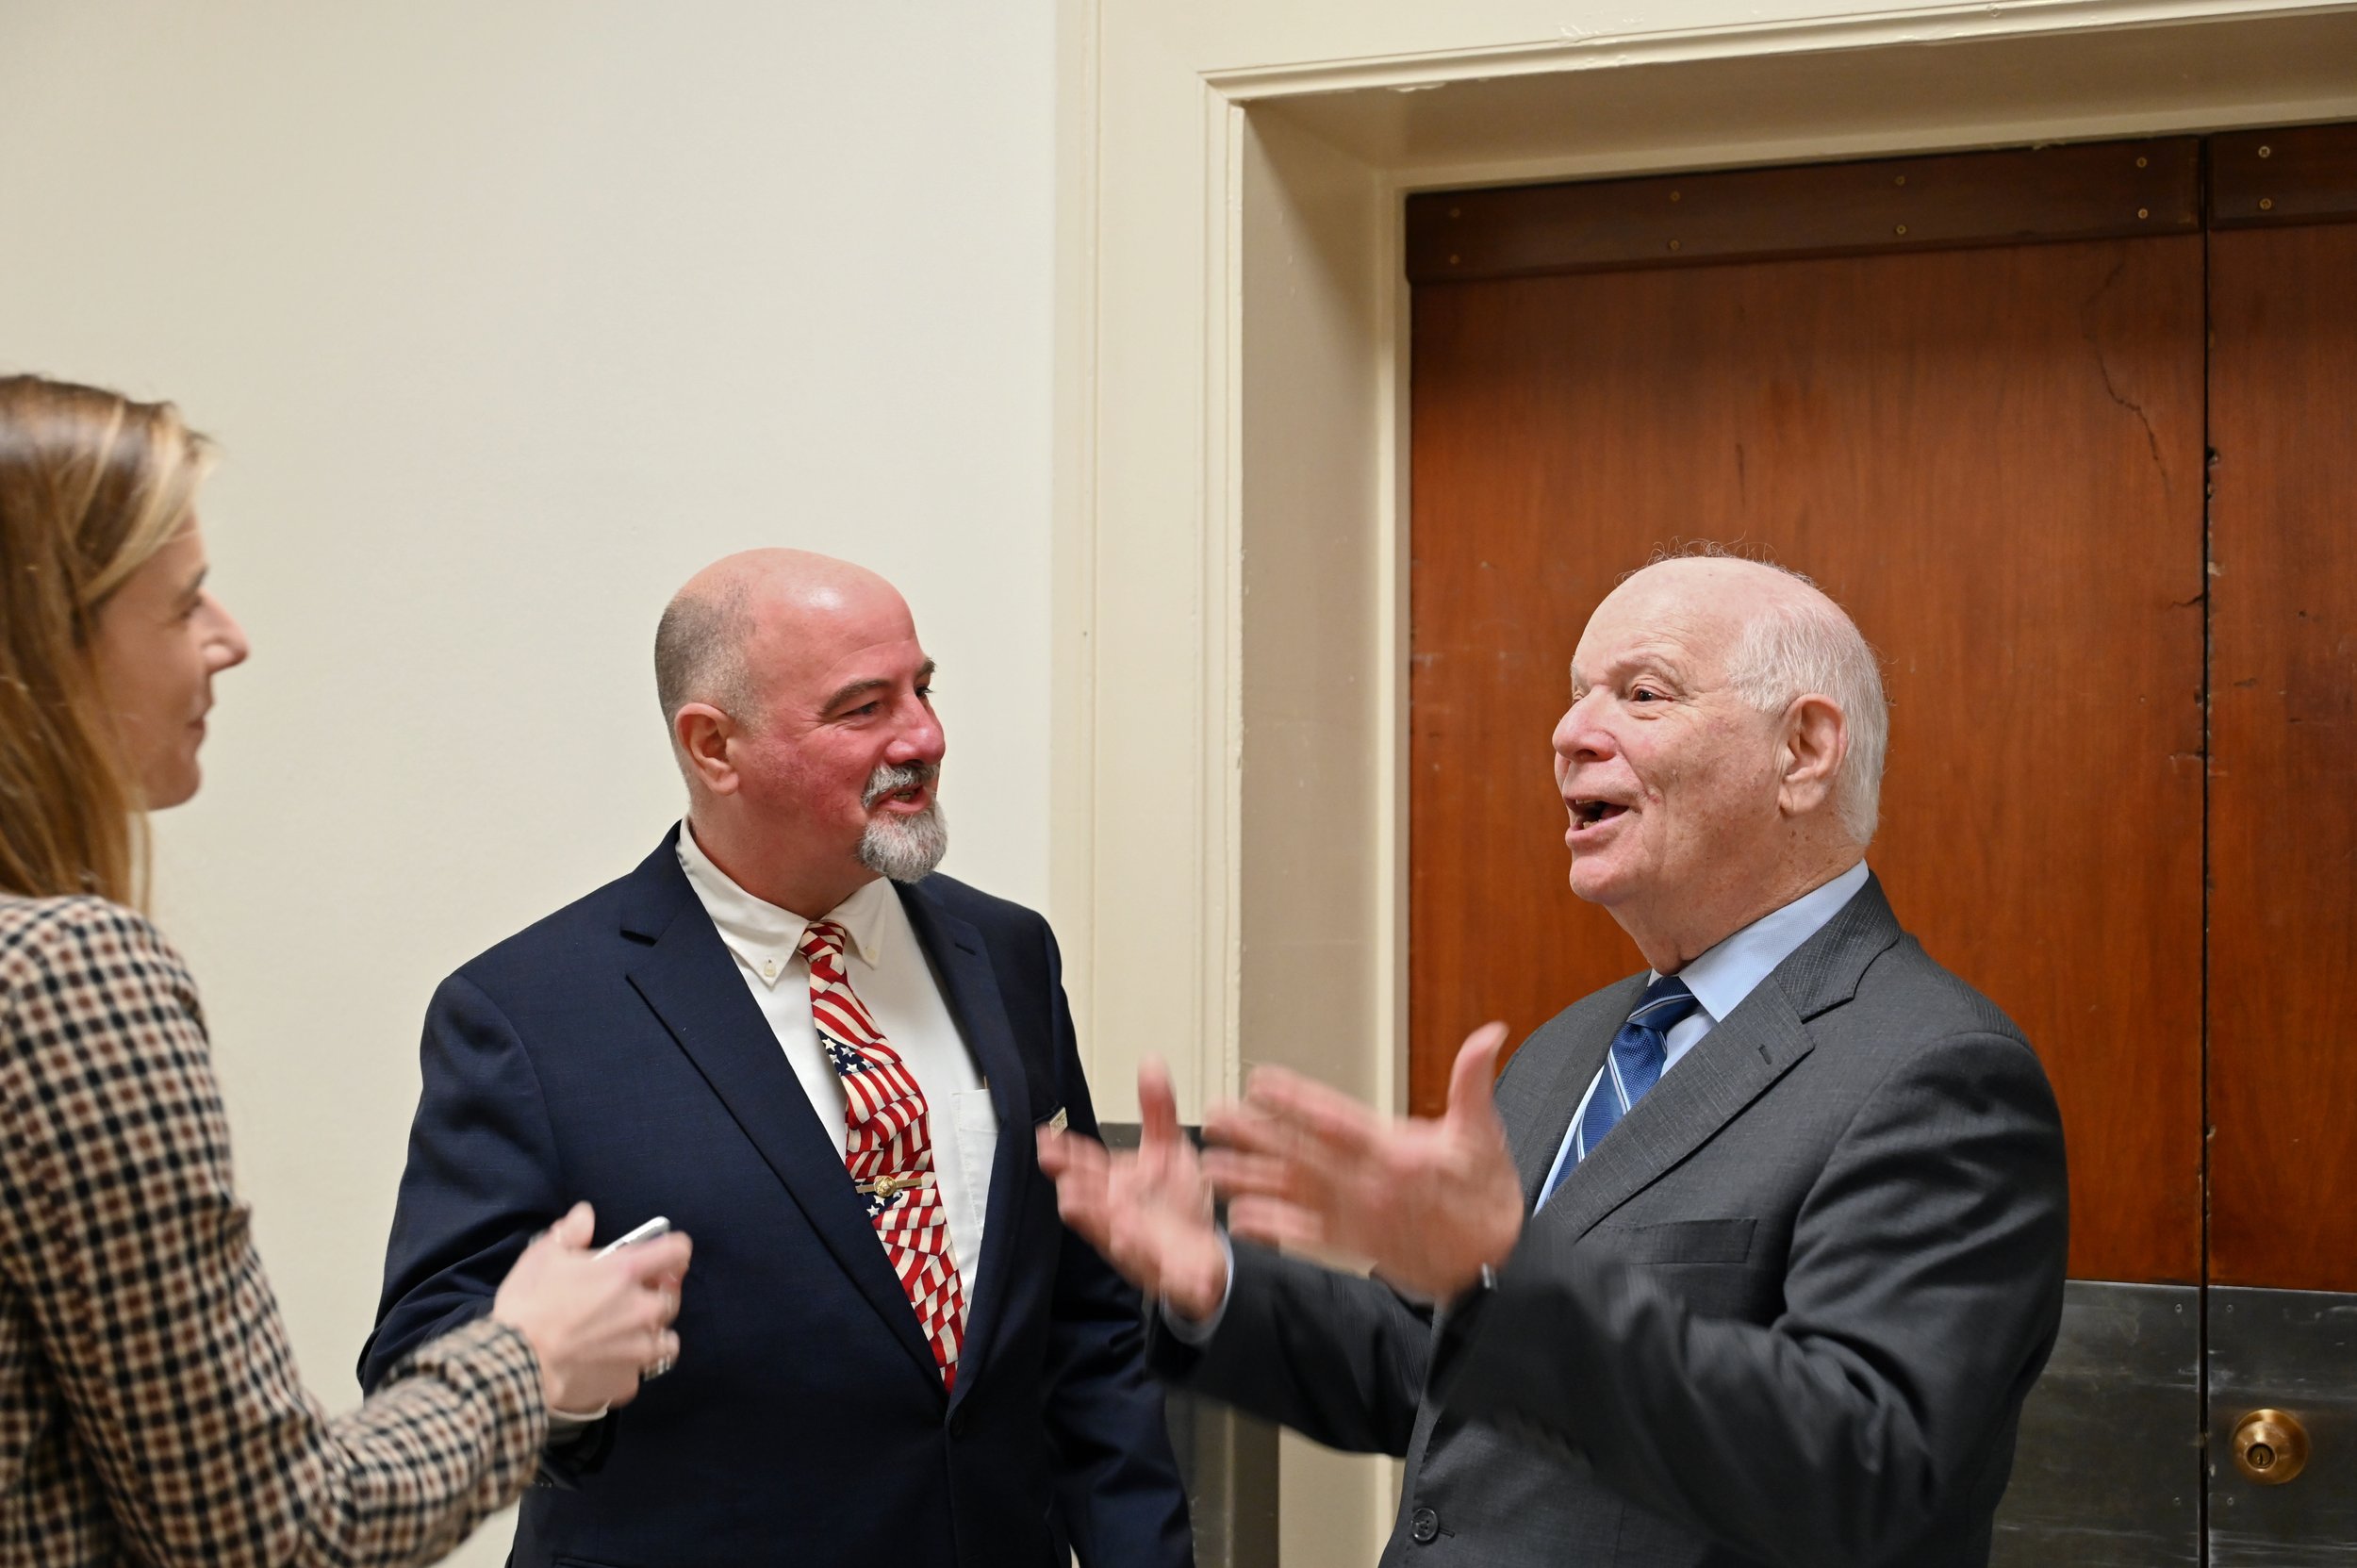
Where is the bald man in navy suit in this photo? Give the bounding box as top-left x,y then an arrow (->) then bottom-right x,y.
364,551 -> 1192,1568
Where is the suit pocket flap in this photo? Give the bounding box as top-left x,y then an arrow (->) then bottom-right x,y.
1601,1216 -> 1757,1264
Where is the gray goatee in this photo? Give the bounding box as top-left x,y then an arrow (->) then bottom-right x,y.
857,762 -> 948,882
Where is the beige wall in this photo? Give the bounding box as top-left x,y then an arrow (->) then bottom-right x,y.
0,5 -> 1052,1562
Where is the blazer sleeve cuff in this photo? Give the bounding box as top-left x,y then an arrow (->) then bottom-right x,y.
384,1316 -> 552,1504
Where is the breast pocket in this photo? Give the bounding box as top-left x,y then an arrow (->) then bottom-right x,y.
1599,1216 -> 1758,1265
952,1088 -> 1001,1262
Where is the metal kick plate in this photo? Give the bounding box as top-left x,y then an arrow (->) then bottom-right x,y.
2210,1286 -> 2357,1566
1993,1280 -> 2201,1567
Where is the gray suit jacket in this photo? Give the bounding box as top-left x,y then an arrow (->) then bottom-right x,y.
1149,875 -> 2069,1568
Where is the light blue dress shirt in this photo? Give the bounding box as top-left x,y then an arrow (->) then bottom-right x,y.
1533,858 -> 1871,1206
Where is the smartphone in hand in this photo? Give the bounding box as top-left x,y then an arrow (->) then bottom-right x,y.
597,1216 -> 672,1258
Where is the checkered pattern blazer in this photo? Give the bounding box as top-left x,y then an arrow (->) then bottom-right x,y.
0,896 -> 548,1565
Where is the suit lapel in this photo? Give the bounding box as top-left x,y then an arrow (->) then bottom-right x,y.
618,842 -> 939,1386
1534,872 -> 1904,1239
1539,983 -> 1816,1241
898,883 -> 1030,1411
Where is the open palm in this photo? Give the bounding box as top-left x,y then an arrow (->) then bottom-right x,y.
1202,1022 -> 1523,1301
1036,1059 -> 1229,1320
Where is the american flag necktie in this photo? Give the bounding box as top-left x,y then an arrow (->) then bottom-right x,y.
799,918 -> 968,1393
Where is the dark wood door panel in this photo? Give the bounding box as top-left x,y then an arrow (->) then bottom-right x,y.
2211,121 -> 2357,230
1409,237 -> 2206,1282
2207,221 -> 2357,1292
1406,137 -> 2200,285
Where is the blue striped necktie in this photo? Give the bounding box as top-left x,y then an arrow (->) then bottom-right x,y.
1541,974 -> 1700,1206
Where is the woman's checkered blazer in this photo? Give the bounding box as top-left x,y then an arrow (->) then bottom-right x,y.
0,896 -> 547,1565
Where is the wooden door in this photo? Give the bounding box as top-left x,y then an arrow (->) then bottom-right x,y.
2205,129 -> 2357,1295
2201,125 -> 2357,1564
1405,125 -> 2357,1564
1408,146 -> 2207,1285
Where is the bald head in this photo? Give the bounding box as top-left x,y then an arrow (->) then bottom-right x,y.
654,549 -> 907,730
1597,553 -> 1887,843
1556,548 -> 1883,969
1598,554 -> 1836,652
655,549 -> 947,912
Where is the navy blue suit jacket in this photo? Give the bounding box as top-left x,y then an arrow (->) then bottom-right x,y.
360,831 -> 1192,1568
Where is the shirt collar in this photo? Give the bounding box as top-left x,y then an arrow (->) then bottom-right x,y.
1664,859 -> 1871,1025
675,818 -> 897,983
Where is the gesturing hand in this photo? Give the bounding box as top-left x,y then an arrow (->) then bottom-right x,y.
1202,1022 -> 1523,1302
1036,1059 -> 1230,1322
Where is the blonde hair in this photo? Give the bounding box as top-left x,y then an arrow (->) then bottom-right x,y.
0,374 -> 216,905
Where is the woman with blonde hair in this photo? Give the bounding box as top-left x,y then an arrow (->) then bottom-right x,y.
0,373 -> 692,1566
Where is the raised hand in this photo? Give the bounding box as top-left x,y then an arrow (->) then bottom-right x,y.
492,1202 -> 691,1413
1202,1022 -> 1522,1302
1036,1059 -> 1229,1321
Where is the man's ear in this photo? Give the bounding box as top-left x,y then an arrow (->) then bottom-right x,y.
1777,694 -> 1847,818
672,702 -> 741,796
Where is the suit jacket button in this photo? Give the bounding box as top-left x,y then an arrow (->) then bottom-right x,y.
948,1408 -> 970,1438
1409,1506 -> 1440,1544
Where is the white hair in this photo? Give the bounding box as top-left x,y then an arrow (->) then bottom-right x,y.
1720,574 -> 1888,845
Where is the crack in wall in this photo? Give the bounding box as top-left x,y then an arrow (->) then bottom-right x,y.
2080,257 -> 2172,500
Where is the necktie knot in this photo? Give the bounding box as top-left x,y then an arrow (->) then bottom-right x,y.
1599,975 -> 1695,1117
799,919 -> 849,975
1543,973 -> 1704,1203
1628,974 -> 1700,1033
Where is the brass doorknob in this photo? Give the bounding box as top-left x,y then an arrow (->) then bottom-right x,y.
2232,1408 -> 2310,1485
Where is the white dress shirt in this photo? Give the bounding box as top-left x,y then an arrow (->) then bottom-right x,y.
676,820 -> 998,1288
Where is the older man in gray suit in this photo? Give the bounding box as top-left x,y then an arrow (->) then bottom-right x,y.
1041,553 -> 2069,1567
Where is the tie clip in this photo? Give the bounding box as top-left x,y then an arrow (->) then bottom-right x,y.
855,1173 -> 926,1198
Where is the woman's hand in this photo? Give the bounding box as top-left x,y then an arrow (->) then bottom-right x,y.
491,1202 -> 691,1413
